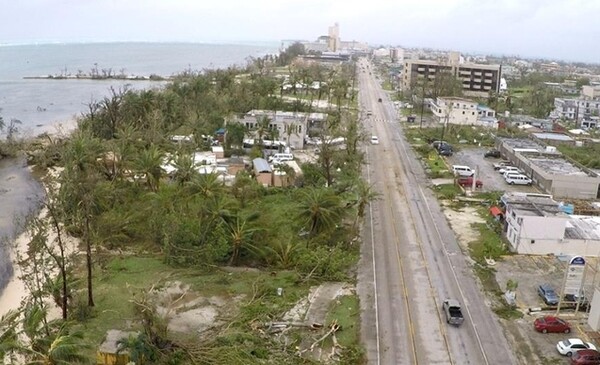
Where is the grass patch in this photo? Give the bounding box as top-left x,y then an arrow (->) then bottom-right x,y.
493,305 -> 524,320
468,222 -> 508,262
78,256 -> 313,363
432,184 -> 461,200
326,295 -> 360,346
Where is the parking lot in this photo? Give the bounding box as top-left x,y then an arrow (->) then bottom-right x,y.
446,146 -> 539,194
495,255 -> 599,363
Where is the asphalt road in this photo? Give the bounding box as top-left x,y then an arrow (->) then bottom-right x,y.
356,58 -> 517,365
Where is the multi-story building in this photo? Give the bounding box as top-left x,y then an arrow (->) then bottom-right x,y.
429,97 -> 497,127
234,110 -> 327,150
402,52 -> 502,97
553,98 -> 600,120
582,85 -> 600,100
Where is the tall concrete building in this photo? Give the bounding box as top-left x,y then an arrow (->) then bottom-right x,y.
328,23 -> 340,52
402,52 -> 502,97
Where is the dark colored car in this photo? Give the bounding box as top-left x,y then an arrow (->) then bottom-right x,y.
484,149 -> 501,158
571,349 -> 600,365
438,147 -> 453,156
534,316 -> 571,334
378,97 -> 382,102
457,176 -> 483,188
538,284 -> 560,306
565,293 -> 590,310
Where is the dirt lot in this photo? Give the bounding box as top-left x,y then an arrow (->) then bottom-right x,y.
447,146 -> 539,194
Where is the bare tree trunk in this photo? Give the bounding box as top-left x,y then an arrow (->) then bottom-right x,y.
85,215 -> 95,307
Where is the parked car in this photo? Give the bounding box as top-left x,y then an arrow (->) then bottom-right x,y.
557,339 -> 597,357
484,149 -> 501,158
493,160 -> 512,170
431,140 -> 449,149
370,136 -> 380,145
452,165 -> 475,177
538,284 -> 560,306
438,147 -> 453,156
505,174 -> 533,185
570,349 -> 600,364
457,176 -> 483,188
499,166 -> 520,175
534,316 -> 571,334
564,292 -> 590,310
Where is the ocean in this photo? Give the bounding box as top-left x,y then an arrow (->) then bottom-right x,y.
0,42 -> 280,303
0,42 -> 279,136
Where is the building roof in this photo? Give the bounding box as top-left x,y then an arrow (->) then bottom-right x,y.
531,133 -> 574,142
502,192 -> 565,217
564,216 -> 600,240
527,157 -> 589,177
253,158 -> 272,173
498,137 -> 547,152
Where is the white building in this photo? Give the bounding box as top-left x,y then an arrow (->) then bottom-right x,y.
554,98 -> 600,120
236,110 -> 327,150
429,97 -> 497,128
503,193 -> 600,256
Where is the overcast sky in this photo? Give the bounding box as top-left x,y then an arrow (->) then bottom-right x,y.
2,0 -> 599,62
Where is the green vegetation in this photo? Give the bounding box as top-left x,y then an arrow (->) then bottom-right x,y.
558,144 -> 600,169
6,47 -> 369,364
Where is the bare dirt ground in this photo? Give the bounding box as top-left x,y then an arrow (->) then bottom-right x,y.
442,204 -> 486,251
283,282 -> 355,363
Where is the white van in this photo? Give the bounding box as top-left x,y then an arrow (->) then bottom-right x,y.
268,153 -> 294,163
505,174 -> 532,185
452,165 -> 474,177
503,171 -> 523,180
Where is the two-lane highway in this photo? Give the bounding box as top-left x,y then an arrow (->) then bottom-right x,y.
357,58 -> 516,365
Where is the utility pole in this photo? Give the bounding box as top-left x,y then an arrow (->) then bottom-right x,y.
419,81 -> 426,129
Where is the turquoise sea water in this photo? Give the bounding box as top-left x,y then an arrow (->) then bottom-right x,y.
0,42 -> 278,135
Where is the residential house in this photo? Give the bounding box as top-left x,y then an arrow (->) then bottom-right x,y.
429,97 -> 497,127
553,98 -> 600,120
236,110 -> 327,150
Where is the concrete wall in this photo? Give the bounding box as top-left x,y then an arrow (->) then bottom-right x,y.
588,288 -> 600,331
514,236 -> 600,256
550,176 -> 599,199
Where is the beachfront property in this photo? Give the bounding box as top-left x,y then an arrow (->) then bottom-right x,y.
232,109 -> 327,150
402,51 -> 502,97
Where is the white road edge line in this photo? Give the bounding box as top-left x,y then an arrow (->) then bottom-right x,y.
365,109 -> 381,365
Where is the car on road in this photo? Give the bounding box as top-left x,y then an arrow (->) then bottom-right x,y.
378,97 -> 382,102
570,349 -> 600,364
534,316 -> 571,334
370,136 -> 379,145
442,299 -> 464,326
557,338 -> 598,357
484,149 -> 501,158
538,284 -> 560,306
457,176 -> 483,188
366,110 -> 373,116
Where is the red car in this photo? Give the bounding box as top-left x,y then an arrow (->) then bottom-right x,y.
534,316 -> 571,334
457,176 -> 482,188
571,349 -> 600,365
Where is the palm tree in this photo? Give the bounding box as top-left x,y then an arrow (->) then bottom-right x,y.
170,152 -> 197,186
221,212 -> 261,265
296,188 -> 343,240
0,310 -> 20,360
133,144 -> 164,192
